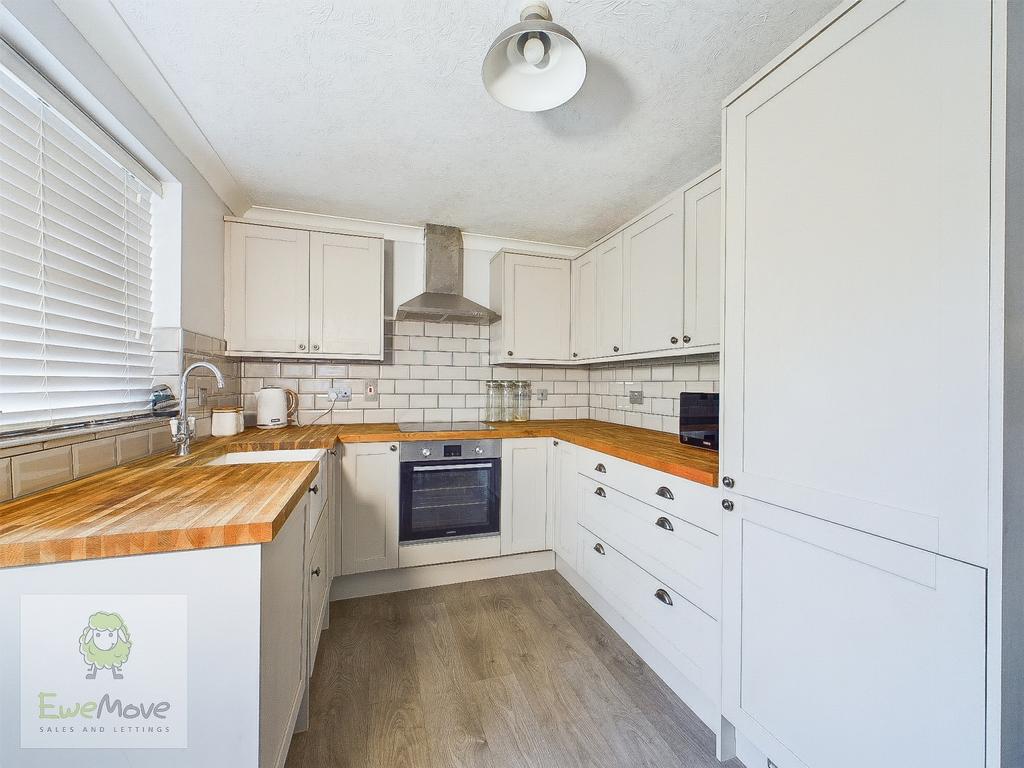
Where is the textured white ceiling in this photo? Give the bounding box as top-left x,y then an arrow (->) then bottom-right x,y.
108,0 -> 837,246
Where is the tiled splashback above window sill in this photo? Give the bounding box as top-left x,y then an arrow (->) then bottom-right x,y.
0,328 -> 240,503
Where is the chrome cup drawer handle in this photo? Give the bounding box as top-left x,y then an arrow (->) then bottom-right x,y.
593,543 -> 605,555
655,516 -> 674,532
655,589 -> 673,606
594,463 -> 607,473
655,486 -> 674,500
594,486 -> 607,498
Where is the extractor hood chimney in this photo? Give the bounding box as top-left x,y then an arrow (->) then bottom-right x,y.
394,224 -> 499,324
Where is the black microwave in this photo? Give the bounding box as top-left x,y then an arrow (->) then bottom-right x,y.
679,393 -> 719,450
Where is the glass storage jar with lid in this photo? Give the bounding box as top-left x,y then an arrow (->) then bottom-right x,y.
512,381 -> 531,421
484,381 -> 503,422
500,381 -> 515,421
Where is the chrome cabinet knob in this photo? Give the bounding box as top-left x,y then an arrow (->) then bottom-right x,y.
670,336 -> 679,345
507,350 -> 513,356
655,516 -> 674,532
655,589 -> 673,606
389,445 -> 398,452
722,499 -> 734,511
572,352 -> 578,358
312,344 -> 320,351
613,346 -> 620,352
309,484 -> 320,495
593,543 -> 605,555
475,446 -> 484,454
311,567 -> 321,577
421,447 -> 431,457
722,476 -> 735,488
298,343 -> 306,350
682,335 -> 691,344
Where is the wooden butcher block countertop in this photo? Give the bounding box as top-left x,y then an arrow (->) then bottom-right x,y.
0,420 -> 716,569
0,430 -> 332,569
334,419 -> 719,487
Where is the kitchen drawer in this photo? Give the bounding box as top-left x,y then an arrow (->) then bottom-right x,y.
577,446 -> 721,535
578,526 -> 719,698
307,508 -> 330,677
581,476 -> 720,618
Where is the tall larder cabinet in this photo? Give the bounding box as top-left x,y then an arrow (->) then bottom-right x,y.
719,1 -> 1021,767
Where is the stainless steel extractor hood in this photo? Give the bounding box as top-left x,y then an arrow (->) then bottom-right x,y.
394,224 -> 499,324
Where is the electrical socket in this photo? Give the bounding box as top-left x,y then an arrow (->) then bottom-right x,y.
198,386 -> 209,408
328,384 -> 352,403
364,379 -> 379,402
629,389 -> 644,405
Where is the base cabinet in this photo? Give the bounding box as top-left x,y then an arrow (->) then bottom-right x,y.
722,496 -> 986,768
500,438 -> 549,554
549,439 -> 578,564
340,442 -> 399,574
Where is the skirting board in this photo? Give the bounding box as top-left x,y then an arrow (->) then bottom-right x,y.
554,554 -> 726,757
330,550 -> 555,601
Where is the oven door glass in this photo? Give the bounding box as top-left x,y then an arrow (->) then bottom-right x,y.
399,458 -> 501,542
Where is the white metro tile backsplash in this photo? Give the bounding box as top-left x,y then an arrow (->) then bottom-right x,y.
241,321 -> 591,426
239,320 -> 720,434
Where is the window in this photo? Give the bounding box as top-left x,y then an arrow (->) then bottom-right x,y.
0,66 -> 155,433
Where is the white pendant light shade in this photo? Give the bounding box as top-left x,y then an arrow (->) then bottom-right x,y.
482,4 -> 587,112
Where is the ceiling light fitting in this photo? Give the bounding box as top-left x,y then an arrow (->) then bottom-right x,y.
482,2 -> 587,112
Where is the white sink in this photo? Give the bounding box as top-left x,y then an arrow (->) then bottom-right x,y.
204,449 -> 325,466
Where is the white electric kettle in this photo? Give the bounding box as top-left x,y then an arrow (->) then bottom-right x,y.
256,386 -> 297,429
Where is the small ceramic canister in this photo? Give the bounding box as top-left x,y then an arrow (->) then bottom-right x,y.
212,406 -> 243,437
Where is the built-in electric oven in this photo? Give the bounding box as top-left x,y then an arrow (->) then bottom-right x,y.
399,439 -> 501,543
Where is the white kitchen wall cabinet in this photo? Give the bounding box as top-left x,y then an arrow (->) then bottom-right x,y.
500,438 -> 549,554
622,193 -> 685,355
594,233 -> 625,357
489,250 -> 572,363
225,221 -> 384,360
549,439 -> 579,564
570,250 -> 597,361
309,232 -> 384,357
722,496 -> 986,768
226,222 -> 310,354
682,169 -> 721,351
722,0 -> 992,565
340,442 -> 399,574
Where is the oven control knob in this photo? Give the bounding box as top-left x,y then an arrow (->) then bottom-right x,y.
475,446 -> 484,454
421,448 -> 431,457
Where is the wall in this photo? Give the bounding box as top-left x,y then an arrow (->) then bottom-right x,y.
589,354 -> 720,434
240,321 -> 590,426
3,0 -> 230,338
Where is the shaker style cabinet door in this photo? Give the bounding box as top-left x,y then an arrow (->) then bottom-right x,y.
595,233 -> 625,357
549,439 -> 579,564
500,438 -> 549,555
571,250 -> 597,361
722,496 -> 986,768
309,232 -> 383,359
226,222 -> 310,354
501,252 -> 571,362
721,0 -> 993,565
622,194 -> 685,355
682,170 -> 721,350
340,442 -> 399,574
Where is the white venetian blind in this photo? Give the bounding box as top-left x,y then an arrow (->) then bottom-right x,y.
0,66 -> 154,432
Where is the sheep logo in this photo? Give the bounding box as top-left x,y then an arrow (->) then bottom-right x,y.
78,611 -> 132,680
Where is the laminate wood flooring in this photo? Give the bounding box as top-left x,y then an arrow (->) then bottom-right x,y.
286,570 -> 743,768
